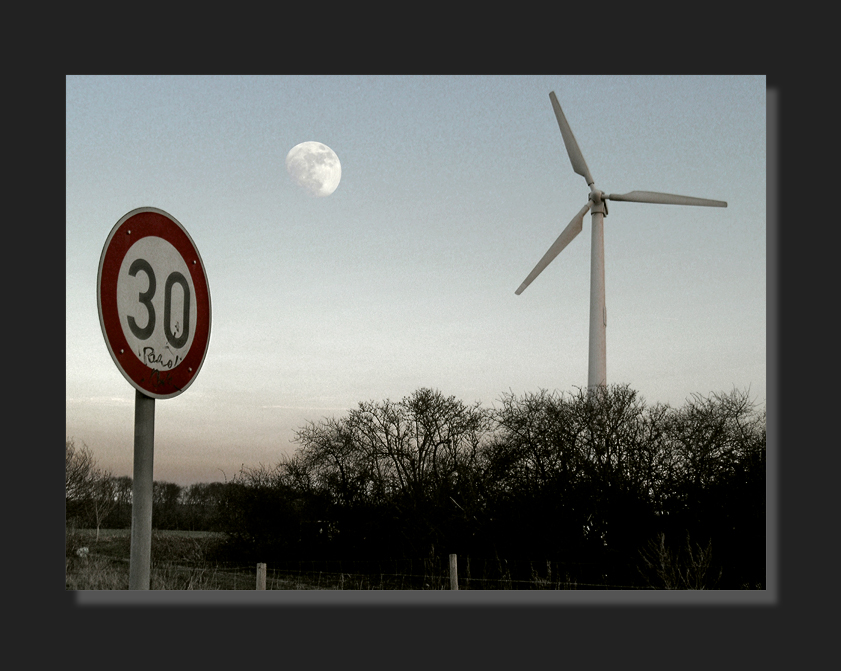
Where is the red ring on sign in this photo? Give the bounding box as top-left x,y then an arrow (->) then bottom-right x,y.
97,208 -> 211,399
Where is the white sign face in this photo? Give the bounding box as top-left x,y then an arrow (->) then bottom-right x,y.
98,207 -> 211,399
117,236 -> 199,372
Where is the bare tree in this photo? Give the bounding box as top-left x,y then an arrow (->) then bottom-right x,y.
667,388 -> 761,489
304,388 -> 492,507
88,475 -> 117,541
66,438 -> 117,540
290,388 -> 494,557
66,438 -> 94,507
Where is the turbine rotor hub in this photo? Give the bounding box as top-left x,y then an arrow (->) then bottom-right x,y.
589,189 -> 608,215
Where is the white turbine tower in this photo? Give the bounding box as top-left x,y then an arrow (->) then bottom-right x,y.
516,91 -> 727,390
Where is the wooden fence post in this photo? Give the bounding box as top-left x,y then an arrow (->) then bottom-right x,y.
257,562 -> 266,590
449,554 -> 458,590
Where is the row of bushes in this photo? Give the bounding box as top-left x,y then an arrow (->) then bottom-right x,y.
210,385 -> 765,589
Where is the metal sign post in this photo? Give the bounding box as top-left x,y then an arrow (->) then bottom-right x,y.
98,207 -> 211,589
129,391 -> 155,589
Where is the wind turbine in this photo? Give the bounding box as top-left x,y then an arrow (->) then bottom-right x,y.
516,91 -> 727,389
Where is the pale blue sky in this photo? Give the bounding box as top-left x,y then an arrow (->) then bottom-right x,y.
66,75 -> 767,486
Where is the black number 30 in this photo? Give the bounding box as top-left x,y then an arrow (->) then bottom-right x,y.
127,258 -> 191,348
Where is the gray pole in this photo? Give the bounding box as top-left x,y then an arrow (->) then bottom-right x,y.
588,194 -> 607,389
129,390 -> 155,590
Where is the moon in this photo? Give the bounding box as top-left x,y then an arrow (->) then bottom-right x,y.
285,141 -> 342,197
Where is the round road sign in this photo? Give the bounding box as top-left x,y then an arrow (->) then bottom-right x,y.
97,207 -> 212,399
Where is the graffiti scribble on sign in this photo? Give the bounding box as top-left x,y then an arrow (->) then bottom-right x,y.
139,346 -> 182,371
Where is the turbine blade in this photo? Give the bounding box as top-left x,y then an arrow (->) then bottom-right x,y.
549,92 -> 594,187
607,191 -> 727,207
515,203 -> 591,295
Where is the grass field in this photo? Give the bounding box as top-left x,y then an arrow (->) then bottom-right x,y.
66,529 -> 454,590
65,528 -> 258,590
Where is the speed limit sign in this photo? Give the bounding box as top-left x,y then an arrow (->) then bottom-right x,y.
97,207 -> 212,399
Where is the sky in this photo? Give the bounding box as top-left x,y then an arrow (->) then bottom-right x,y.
66,75 -> 767,487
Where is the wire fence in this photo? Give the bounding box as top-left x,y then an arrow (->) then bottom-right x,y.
67,550 -> 760,591
134,555 -> 658,590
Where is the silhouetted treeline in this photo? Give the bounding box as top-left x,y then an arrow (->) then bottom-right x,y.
67,385 -> 766,588
216,385 -> 765,588
67,471 -> 230,534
